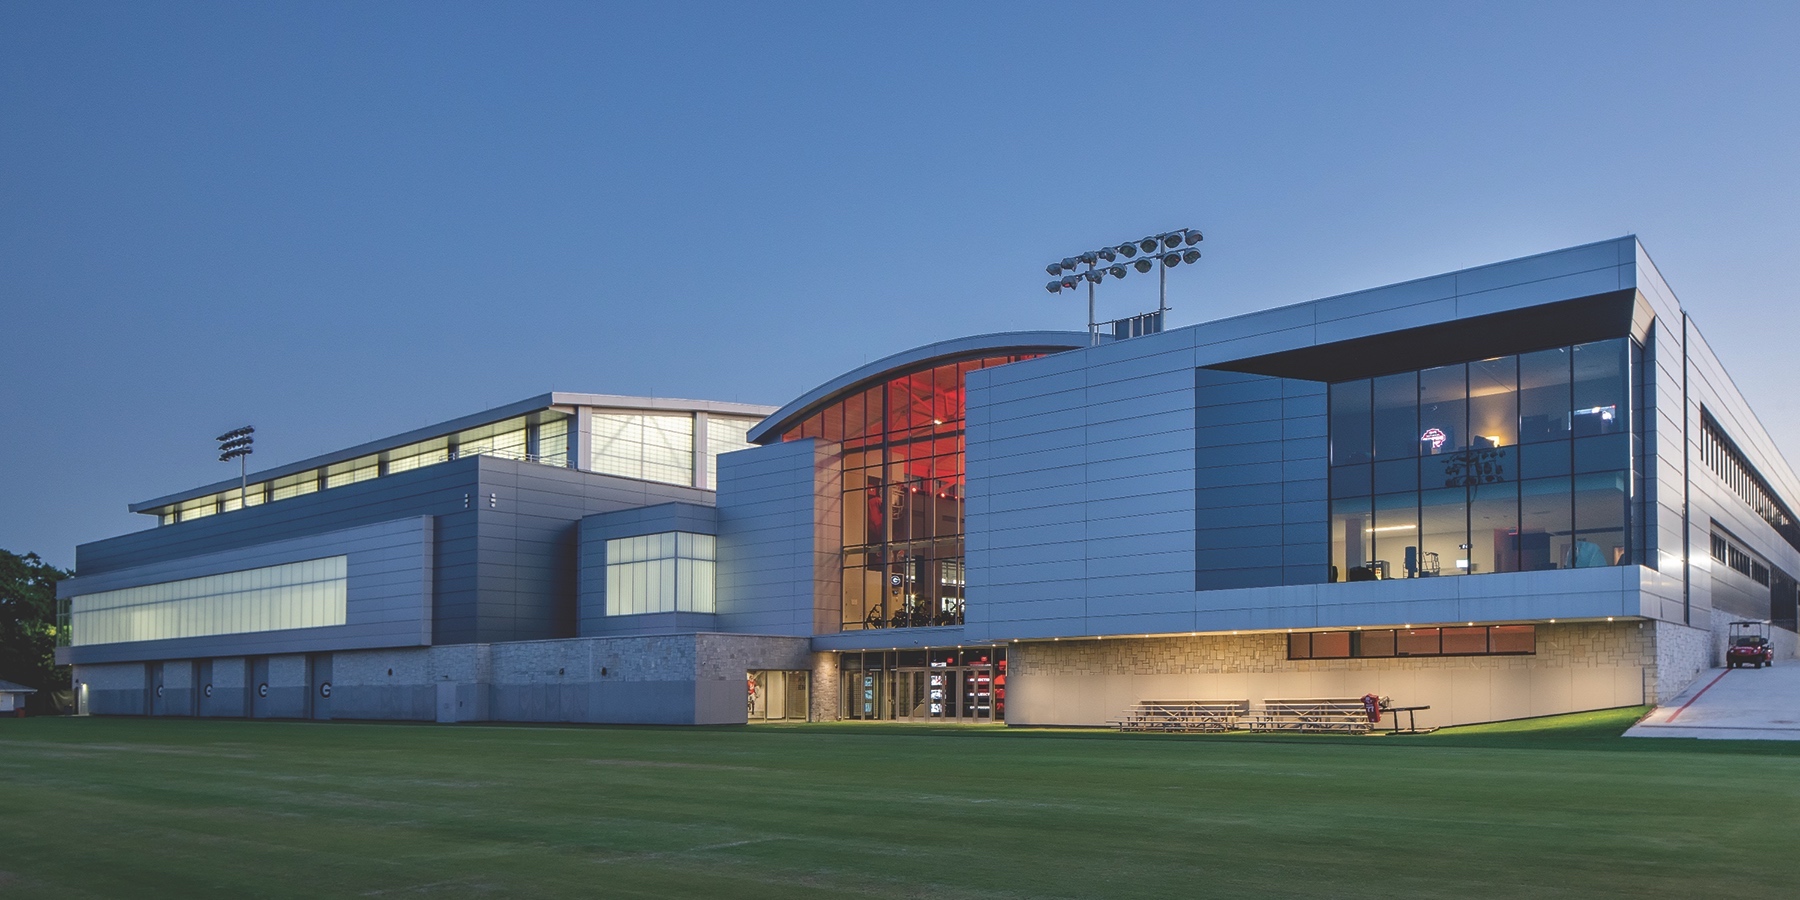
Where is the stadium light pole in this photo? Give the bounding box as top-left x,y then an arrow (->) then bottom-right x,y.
217,426 -> 255,508
1046,229 -> 1202,344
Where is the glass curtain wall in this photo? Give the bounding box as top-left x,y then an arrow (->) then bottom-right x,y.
1328,338 -> 1642,581
774,354 -> 1040,631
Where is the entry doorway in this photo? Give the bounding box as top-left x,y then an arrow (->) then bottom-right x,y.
840,647 -> 1005,722
893,665 -> 999,720
747,671 -> 809,721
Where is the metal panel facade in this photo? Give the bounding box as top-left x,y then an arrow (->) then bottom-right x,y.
963,236 -> 1797,650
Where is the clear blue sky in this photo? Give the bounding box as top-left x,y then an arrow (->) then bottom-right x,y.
5,2 -> 1799,569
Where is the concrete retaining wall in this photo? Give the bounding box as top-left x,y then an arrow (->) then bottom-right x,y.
71,632 -> 812,726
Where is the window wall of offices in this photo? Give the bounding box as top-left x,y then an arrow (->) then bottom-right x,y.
1327,338 -> 1646,581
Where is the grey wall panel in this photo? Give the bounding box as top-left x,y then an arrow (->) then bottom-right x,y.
715,440 -> 833,637
1314,274 -> 1457,323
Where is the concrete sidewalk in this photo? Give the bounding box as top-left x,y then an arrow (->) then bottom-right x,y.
1627,664 -> 1800,740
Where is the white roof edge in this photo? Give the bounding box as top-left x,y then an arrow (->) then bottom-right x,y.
548,392 -> 777,418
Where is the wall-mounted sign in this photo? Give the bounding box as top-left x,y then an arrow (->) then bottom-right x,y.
203,684 -> 213,698
257,683 -> 269,698
319,682 -> 332,699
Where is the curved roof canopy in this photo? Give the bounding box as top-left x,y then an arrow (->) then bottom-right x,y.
747,331 -> 1091,444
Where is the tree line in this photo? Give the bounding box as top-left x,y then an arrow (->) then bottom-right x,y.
1,548 -> 70,714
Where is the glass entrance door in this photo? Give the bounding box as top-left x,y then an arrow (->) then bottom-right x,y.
838,647 -> 1006,721
887,666 -> 993,720
747,670 -> 810,721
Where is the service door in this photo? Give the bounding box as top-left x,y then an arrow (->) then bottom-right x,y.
310,654 -> 333,721
196,659 -> 215,717
436,683 -> 458,723
148,661 -> 165,716
249,656 -> 272,718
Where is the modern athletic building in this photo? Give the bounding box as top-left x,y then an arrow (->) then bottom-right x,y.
56,236 -> 1799,728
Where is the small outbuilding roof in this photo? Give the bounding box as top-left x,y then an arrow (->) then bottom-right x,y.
0,680 -> 37,694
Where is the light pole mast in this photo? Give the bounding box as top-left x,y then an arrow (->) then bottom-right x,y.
218,426 -> 255,509
1087,261 -> 1098,346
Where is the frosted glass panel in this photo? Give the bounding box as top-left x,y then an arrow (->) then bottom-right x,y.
705,416 -> 758,488
69,557 -> 347,646
605,532 -> 716,615
592,413 -> 696,486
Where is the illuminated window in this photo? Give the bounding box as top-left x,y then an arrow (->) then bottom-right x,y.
605,533 -> 715,615
67,557 -> 347,646
1328,338 -> 1642,581
1287,625 -> 1536,659
326,455 -> 379,489
705,416 -> 757,488
269,470 -> 321,501
535,416 -> 570,467
177,496 -> 217,522
592,413 -> 696,486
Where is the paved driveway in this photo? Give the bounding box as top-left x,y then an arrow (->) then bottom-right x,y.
1627,664 -> 1800,740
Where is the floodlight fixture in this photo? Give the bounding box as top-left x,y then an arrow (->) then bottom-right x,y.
1045,225 -> 1205,345
216,425 -> 255,508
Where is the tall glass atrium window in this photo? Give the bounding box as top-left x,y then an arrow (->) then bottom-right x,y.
774,354 -> 1040,631
1328,338 -> 1645,581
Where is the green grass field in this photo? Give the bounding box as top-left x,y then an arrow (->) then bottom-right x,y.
1,708 -> 1795,899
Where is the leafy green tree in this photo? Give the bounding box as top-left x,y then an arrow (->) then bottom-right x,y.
1,549 -> 70,711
